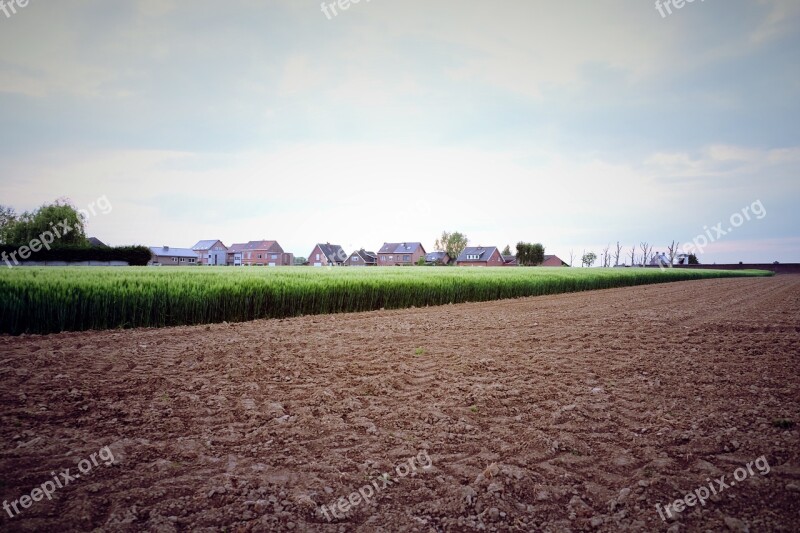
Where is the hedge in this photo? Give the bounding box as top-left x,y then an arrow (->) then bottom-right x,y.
0,245 -> 152,266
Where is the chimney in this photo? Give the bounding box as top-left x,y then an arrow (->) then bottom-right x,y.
163,246 -> 169,251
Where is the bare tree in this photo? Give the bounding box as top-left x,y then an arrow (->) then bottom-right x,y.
614,241 -> 622,266
581,249 -> 586,268
639,242 -> 652,266
568,249 -> 574,267
629,246 -> 636,266
601,243 -> 611,267
666,240 -> 680,267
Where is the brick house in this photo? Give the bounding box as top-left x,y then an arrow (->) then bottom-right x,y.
309,243 -> 347,267
542,255 -> 569,267
192,240 -> 228,266
345,249 -> 378,266
227,240 -> 292,266
148,246 -> 198,266
456,246 -> 504,267
377,242 -> 426,266
425,251 -> 450,265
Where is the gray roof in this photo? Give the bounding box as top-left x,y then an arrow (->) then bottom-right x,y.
425,252 -> 448,261
350,249 -> 377,263
87,237 -> 107,247
457,246 -> 500,263
149,246 -> 198,258
502,255 -> 517,263
379,242 -> 425,254
316,243 -> 347,263
192,239 -> 226,251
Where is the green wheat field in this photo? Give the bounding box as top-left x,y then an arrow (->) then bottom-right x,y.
0,267 -> 773,335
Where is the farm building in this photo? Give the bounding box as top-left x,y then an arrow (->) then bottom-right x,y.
148,246 -> 198,266
345,249 -> 378,266
378,242 -> 426,266
192,240 -> 228,266
309,243 -> 347,267
456,246 -> 504,267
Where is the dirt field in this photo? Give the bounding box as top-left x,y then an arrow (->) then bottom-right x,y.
1,276 -> 798,532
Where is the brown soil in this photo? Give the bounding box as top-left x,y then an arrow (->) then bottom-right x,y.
1,276 -> 799,532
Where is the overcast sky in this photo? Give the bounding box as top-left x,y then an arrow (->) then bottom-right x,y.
0,0 -> 798,264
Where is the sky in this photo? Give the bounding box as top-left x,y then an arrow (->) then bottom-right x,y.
0,0 -> 798,264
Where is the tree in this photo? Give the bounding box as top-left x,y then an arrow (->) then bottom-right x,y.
582,251 -> 597,268
629,246 -> 636,266
614,242 -> 622,266
435,231 -> 468,262
601,244 -> 611,268
501,244 -> 512,256
516,242 -> 545,266
0,204 -> 16,245
688,253 -> 699,265
639,242 -> 652,266
666,241 -> 680,267
568,249 -> 575,267
3,200 -> 88,246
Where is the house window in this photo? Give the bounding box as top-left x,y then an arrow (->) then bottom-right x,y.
271,254 -> 278,259
389,256 -> 393,260
316,253 -> 320,260
403,255 -> 410,261
353,256 -> 359,261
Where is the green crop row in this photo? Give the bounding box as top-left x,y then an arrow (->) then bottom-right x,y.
0,266 -> 772,335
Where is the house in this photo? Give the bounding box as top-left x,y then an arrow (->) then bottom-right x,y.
425,251 -> 450,265
192,240 -> 228,266
88,237 -> 107,247
377,242 -> 426,266
456,246 -> 504,266
309,243 -> 347,267
650,253 -> 670,267
502,254 -> 518,266
227,240 -> 292,266
541,255 -> 569,267
148,246 -> 198,266
345,249 -> 378,267
227,243 -> 247,266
